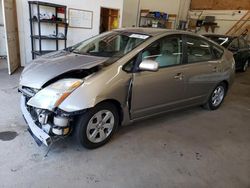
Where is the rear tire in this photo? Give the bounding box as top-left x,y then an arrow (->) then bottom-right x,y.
74,102 -> 119,149
204,82 -> 227,110
242,60 -> 249,72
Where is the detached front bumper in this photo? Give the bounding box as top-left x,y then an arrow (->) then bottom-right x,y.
21,96 -> 52,146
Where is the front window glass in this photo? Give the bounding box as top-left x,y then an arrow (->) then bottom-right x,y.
187,37 -> 213,63
72,32 -> 150,59
142,36 -> 182,68
123,56 -> 138,72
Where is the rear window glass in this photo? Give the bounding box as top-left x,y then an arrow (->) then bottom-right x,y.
186,37 -> 214,63
206,36 -> 231,47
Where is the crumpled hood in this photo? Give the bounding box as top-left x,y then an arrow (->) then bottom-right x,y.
20,51 -> 108,89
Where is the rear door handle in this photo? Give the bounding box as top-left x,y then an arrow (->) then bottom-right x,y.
212,66 -> 217,72
174,73 -> 184,80
208,63 -> 219,72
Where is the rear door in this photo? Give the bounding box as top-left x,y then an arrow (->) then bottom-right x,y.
2,0 -> 20,74
181,35 -> 222,105
131,35 -> 186,119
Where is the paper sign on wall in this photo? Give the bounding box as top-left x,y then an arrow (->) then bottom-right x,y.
69,8 -> 93,29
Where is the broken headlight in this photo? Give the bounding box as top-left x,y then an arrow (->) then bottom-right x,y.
27,79 -> 83,111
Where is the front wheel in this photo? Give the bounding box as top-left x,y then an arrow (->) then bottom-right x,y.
74,102 -> 119,149
204,83 -> 227,110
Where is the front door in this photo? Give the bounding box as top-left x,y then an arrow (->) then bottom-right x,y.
131,35 -> 186,119
2,0 -> 20,74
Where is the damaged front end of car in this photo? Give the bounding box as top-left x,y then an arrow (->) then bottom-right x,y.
18,50 -> 110,146
19,78 -> 86,146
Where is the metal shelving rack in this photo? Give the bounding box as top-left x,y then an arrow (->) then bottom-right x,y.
139,10 -> 168,28
28,1 -> 67,59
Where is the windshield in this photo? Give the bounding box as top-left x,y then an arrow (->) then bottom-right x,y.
72,31 -> 150,59
206,36 -> 232,47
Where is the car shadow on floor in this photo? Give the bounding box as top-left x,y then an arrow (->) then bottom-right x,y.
43,105 -> 207,156
117,106 -> 205,136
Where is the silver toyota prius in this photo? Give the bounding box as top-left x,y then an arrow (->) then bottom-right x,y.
19,28 -> 235,149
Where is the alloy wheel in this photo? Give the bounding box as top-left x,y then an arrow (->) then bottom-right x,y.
86,110 -> 115,143
211,86 -> 225,107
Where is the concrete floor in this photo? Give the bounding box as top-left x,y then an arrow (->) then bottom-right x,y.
0,65 -> 249,188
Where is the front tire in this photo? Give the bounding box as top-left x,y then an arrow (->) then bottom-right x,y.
242,60 -> 249,72
75,102 -> 119,149
204,83 -> 227,110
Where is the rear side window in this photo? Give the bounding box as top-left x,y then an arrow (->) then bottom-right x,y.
186,37 -> 214,63
212,46 -> 224,59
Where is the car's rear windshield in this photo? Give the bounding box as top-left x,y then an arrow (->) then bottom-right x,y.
205,36 -> 232,48
72,31 -> 150,59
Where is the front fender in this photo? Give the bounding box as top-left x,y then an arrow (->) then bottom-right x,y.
58,65 -> 131,113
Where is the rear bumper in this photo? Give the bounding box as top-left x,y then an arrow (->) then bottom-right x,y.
21,96 -> 52,146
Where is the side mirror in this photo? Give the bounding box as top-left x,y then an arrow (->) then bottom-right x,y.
139,59 -> 159,72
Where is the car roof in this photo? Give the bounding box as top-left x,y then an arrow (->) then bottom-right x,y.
115,27 -> 192,36
203,34 -> 236,39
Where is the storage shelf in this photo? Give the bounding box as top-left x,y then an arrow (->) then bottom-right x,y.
32,50 -> 55,56
30,18 -> 67,25
140,16 -> 167,21
28,1 -> 68,59
31,35 -> 67,40
28,1 -> 66,8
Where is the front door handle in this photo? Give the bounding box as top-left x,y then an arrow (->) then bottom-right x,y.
174,73 -> 184,80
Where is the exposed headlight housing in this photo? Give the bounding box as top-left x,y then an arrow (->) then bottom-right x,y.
27,79 -> 83,111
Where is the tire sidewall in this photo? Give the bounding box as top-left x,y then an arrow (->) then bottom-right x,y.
75,102 -> 119,149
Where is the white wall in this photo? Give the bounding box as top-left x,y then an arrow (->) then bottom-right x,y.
140,0 -> 181,14
188,10 -> 248,35
178,0 -> 191,21
16,0 -> 124,66
122,0 -> 139,27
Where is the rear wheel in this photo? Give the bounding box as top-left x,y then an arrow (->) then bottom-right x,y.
204,83 -> 227,110
242,60 -> 249,72
75,102 -> 119,149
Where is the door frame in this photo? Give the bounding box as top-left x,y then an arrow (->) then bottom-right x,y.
2,0 -> 20,75
0,0 -> 6,58
100,6 -> 120,33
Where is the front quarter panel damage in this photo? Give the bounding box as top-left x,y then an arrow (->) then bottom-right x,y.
58,65 -> 132,114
